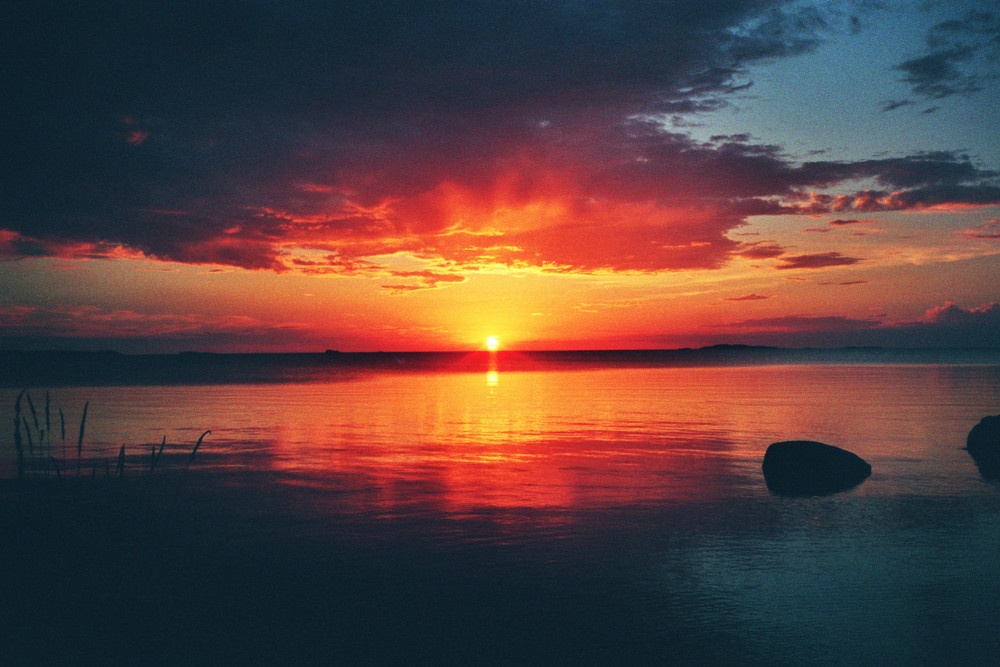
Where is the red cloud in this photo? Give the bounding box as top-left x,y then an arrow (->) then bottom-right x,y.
3,122 -> 997,277
3,2 -> 998,285
127,130 -> 149,146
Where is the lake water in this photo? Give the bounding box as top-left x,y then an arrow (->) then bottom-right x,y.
3,356 -> 1000,664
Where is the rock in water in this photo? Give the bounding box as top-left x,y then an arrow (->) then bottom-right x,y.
762,440 -> 872,496
967,415 -> 1000,480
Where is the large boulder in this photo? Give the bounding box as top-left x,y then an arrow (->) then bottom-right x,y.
762,440 -> 872,496
967,415 -> 1000,480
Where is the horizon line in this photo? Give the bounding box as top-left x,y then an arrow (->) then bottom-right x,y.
4,343 -> 1000,357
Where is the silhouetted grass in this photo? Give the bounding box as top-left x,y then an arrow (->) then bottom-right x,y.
76,400 -> 88,475
7,391 -> 210,484
150,436 -> 166,472
189,429 -> 210,465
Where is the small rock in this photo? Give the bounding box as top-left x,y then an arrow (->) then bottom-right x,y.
967,415 -> 1000,480
762,440 -> 872,497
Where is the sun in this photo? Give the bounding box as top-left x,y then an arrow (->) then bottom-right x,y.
485,336 -> 500,351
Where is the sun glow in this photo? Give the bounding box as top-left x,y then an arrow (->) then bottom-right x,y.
486,336 -> 500,351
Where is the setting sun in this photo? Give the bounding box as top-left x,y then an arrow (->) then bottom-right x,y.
486,336 -> 499,351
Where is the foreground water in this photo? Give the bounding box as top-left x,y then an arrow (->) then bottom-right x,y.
2,357 -> 1000,664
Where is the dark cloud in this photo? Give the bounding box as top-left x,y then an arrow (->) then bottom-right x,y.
778,181 -> 1000,215
4,1 -> 831,131
704,301 -> 1000,348
775,252 -> 861,270
924,301 -> 1000,327
881,99 -> 913,112
857,184 -> 1000,210
894,7 -> 1000,99
724,294 -> 769,301
795,152 -> 991,189
817,280 -> 869,286
879,301 -> 1000,348
896,46 -> 983,99
713,314 -> 878,333
738,242 -> 787,259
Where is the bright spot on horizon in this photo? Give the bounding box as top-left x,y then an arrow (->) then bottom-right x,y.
486,336 -> 499,351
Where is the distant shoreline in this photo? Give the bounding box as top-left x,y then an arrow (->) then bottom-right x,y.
2,345 -> 999,388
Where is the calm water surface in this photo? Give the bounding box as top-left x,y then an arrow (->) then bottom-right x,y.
3,363 -> 1000,664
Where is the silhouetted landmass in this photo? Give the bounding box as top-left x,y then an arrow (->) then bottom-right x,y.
1,346 -> 998,387
967,415 -> 1000,480
762,440 -> 872,496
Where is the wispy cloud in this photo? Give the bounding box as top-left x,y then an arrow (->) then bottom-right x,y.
724,294 -> 770,301
958,219 -> 1000,239
711,314 -> 879,333
828,218 -> 875,226
381,270 -> 466,292
0,305 -> 313,341
817,280 -> 869,286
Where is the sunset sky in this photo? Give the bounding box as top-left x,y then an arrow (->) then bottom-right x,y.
2,1 -> 999,352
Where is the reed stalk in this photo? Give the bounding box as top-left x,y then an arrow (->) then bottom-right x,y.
59,408 -> 66,459
188,430 -> 211,465
77,401 -> 89,475
26,391 -> 39,434
150,436 -> 166,473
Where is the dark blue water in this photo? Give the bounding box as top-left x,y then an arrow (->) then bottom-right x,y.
2,356 -> 1000,664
